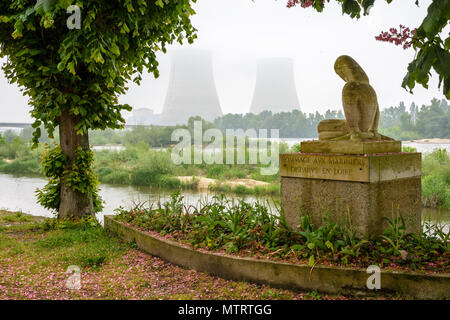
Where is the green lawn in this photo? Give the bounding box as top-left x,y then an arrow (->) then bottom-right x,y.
0,210 -> 366,300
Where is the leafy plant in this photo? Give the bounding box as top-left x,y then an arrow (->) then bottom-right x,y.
36,145 -> 103,214
115,192 -> 449,272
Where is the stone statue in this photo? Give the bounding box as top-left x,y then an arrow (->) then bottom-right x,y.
318,55 -> 394,141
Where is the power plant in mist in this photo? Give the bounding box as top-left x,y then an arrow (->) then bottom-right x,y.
127,52 -> 301,126
250,58 -> 300,114
159,50 -> 223,126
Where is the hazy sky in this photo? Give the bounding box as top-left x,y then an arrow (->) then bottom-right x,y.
0,0 -> 447,122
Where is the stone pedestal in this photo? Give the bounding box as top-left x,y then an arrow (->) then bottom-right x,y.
280,146 -> 422,236
301,140 -> 402,154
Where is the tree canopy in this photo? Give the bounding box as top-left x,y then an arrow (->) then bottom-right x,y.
0,0 -> 197,218
0,0 -> 197,143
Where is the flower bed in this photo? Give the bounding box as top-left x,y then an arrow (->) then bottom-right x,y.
113,193 -> 449,274
105,215 -> 450,299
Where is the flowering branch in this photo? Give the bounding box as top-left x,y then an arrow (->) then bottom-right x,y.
287,0 -> 314,8
375,25 -> 417,50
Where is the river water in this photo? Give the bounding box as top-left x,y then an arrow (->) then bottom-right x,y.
274,138 -> 449,154
0,173 -> 448,232
91,139 -> 449,154
1,126 -> 449,155
0,173 -> 263,223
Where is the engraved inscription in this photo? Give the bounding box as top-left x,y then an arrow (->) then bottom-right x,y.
280,154 -> 370,182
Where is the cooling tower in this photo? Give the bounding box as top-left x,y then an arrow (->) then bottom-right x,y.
159,50 -> 223,126
250,58 -> 300,114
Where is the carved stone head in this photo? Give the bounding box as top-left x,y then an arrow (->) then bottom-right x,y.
334,55 -> 369,84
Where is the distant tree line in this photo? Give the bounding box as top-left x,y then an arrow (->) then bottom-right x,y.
213,99 -> 449,140
2,99 -> 447,148
379,98 -> 449,140
213,109 -> 344,138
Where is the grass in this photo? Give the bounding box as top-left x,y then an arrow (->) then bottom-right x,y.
115,192 -> 450,273
0,212 -> 34,223
422,149 -> 450,210
209,182 -> 280,196
0,158 -> 40,176
1,210 -> 372,300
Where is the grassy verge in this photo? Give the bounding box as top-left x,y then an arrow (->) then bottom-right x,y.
0,210 -> 369,300
209,182 -> 280,196
421,149 -> 450,210
115,193 -> 450,274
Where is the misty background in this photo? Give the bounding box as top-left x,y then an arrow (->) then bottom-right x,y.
0,0 -> 447,123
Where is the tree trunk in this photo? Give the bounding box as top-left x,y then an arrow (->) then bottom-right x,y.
58,109 -> 94,219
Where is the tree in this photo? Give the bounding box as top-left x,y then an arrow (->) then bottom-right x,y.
415,98 -> 449,138
287,0 -> 450,98
0,0 -> 196,218
409,102 -> 418,124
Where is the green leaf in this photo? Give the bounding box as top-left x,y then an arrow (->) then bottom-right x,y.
58,0 -> 73,9
417,0 -> 450,40
445,37 -> 450,51
433,47 -> 450,77
57,61 -> 66,71
35,0 -> 57,15
290,244 -> 305,251
444,78 -> 450,99
362,0 -> 375,15
111,43 -> 120,56
342,0 -> 361,18
308,255 -> 315,267
67,61 -> 76,75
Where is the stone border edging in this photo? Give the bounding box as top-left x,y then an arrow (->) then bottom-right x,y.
104,215 -> 450,299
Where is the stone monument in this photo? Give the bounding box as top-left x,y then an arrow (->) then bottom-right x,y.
280,55 -> 421,236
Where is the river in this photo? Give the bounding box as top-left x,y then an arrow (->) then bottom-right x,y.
0,173 -> 448,232
91,139 -> 449,154
1,126 -> 449,155
273,138 -> 449,154
0,173 -> 263,223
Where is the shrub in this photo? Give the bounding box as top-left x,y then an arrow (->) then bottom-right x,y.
224,167 -> 247,179
290,143 -> 301,153
101,170 -> 130,185
233,185 -> 253,195
0,158 -> 40,175
422,173 -> 450,210
402,146 -> 417,152
205,165 -> 227,179
96,167 -> 113,178
156,175 -> 181,189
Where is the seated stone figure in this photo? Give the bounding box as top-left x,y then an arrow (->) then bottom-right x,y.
318,55 -> 394,141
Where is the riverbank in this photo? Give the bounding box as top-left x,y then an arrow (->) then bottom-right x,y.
406,139 -> 450,144
0,210 -> 398,300
0,142 -> 448,208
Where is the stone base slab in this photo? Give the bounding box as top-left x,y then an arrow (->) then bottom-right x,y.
301,140 -> 402,154
281,176 -> 421,236
280,152 -> 422,236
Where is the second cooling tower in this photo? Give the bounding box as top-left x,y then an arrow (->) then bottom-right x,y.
250,58 -> 300,114
159,50 -> 223,126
